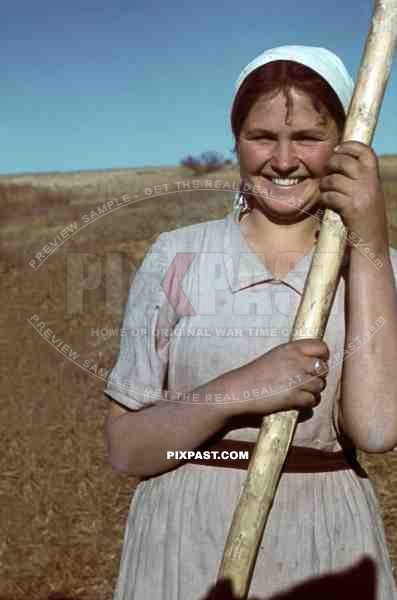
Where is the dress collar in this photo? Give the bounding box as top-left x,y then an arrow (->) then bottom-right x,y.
222,211 -> 316,295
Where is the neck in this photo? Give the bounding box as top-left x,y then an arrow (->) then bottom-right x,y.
240,207 -> 321,252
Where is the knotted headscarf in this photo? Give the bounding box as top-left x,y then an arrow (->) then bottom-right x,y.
231,45 -> 354,117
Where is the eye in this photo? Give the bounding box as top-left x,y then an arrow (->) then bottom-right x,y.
252,135 -> 276,142
294,136 -> 323,143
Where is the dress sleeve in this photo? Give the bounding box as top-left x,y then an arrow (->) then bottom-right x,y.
105,232 -> 179,410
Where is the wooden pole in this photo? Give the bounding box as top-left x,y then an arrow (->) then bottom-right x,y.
217,1 -> 397,597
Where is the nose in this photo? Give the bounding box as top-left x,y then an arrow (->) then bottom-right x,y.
270,140 -> 299,174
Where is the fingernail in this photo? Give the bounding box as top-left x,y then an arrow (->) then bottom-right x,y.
334,145 -> 340,151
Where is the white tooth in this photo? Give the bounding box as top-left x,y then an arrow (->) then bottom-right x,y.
271,177 -> 301,186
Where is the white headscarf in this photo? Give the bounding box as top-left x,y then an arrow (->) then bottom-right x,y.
231,45 -> 354,116
230,46 -> 355,221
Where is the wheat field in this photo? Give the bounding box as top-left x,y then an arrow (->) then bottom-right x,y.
2,158 -> 397,599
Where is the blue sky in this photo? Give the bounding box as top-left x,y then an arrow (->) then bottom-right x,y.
2,0 -> 396,174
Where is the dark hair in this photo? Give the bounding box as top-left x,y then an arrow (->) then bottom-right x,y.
231,60 -> 346,153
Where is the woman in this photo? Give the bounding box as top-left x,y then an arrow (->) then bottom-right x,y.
105,46 -> 397,599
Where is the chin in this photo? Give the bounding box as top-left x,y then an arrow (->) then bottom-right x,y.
250,178 -> 321,221
255,196 -> 320,224
259,204 -> 310,224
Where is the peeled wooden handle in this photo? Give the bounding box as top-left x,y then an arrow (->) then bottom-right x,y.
217,1 -> 397,597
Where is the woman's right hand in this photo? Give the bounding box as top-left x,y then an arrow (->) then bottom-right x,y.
228,339 -> 330,417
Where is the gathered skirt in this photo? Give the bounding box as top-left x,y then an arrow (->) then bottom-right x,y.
112,462 -> 397,600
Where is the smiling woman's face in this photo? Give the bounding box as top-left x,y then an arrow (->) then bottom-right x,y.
237,86 -> 341,222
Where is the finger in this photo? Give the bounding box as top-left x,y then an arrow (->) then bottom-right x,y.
304,357 -> 329,376
334,141 -> 378,167
302,367 -> 327,385
303,376 -> 326,396
298,339 -> 330,360
312,392 -> 322,407
312,378 -> 326,394
300,377 -> 323,397
320,191 -> 351,215
326,153 -> 361,180
319,173 -> 354,195
295,390 -> 317,409
297,389 -> 321,409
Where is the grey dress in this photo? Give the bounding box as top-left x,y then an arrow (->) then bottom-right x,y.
105,211 -> 397,599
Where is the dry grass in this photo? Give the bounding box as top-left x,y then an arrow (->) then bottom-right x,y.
2,157 -> 397,599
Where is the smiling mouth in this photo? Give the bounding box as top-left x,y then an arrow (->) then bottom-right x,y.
266,177 -> 308,188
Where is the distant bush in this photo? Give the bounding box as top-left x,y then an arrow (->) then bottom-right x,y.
180,151 -> 228,175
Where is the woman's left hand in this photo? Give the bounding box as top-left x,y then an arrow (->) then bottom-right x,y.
319,141 -> 389,254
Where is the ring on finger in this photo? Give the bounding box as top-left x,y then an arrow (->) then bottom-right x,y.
313,358 -> 322,372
